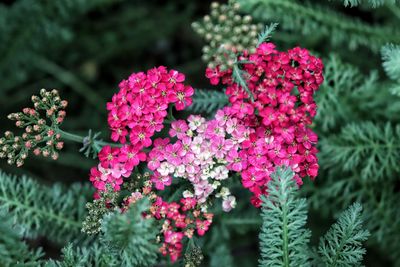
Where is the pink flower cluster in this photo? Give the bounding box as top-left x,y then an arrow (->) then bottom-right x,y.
107,66 -> 194,145
206,42 -> 324,207
89,146 -> 146,192
90,67 -> 194,193
152,196 -> 213,262
124,185 -> 212,262
147,107 -> 250,211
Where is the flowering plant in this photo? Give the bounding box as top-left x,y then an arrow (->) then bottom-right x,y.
0,0 -> 326,264
82,41 -> 323,261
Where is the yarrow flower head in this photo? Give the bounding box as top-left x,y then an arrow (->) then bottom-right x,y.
89,67 -> 194,192
205,42 -> 324,207
148,107 -> 250,211
106,66 -> 194,146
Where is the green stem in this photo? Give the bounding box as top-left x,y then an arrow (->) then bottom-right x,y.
168,105 -> 176,121
57,129 -> 120,148
282,202 -> 290,267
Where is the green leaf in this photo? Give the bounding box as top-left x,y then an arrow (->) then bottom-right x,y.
381,43 -> 400,81
318,203 -> 369,267
257,23 -> 279,46
187,89 -> 228,114
258,167 -> 311,267
0,171 -> 92,244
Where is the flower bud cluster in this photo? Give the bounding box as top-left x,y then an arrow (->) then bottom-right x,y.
0,89 -> 67,166
192,0 -> 263,70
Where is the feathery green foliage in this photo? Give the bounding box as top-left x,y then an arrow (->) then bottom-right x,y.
320,122 -> 400,181
101,198 -> 159,267
258,167 -> 311,267
45,243 -> 117,267
318,203 -> 370,267
257,23 -> 279,47
341,0 -> 398,7
186,89 -> 229,114
233,64 -> 255,101
0,208 -> 44,267
47,198 -> 159,266
259,168 -> 370,267
315,55 -> 365,131
381,43 -> 400,81
0,171 -> 92,244
315,55 -> 400,130
238,0 -> 400,51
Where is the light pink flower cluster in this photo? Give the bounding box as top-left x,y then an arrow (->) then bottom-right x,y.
147,107 -> 250,212
89,67 -> 194,193
206,42 -> 324,207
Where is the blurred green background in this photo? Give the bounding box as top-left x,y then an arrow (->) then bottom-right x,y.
1,0 -> 399,266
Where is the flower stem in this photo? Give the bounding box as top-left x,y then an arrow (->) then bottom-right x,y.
57,129 -> 120,148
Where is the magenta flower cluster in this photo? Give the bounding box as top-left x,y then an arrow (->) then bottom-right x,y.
206,43 -> 323,207
90,67 -> 194,192
107,66 -> 194,144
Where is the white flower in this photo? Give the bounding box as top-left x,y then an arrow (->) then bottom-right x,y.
174,165 -> 186,177
183,190 -> 194,198
158,162 -> 174,176
216,187 -> 230,198
222,195 -> 236,212
212,181 -> 221,189
213,166 -> 229,180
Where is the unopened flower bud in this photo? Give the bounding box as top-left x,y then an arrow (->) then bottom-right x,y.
61,100 -> 68,108
16,160 -> 24,167
56,142 -> 64,150
42,150 -> 50,157
51,152 -> 59,160
33,148 -> 41,155
25,141 -> 32,149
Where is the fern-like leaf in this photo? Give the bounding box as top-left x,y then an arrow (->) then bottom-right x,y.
258,167 -> 311,267
233,64 -> 254,101
320,122 -> 400,181
381,43 -> 400,81
238,0 -> 400,51
0,208 -> 44,266
341,0 -> 398,7
257,23 -> 279,46
318,203 -> 369,267
186,89 -> 228,114
0,171 -> 92,244
101,198 -> 159,267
